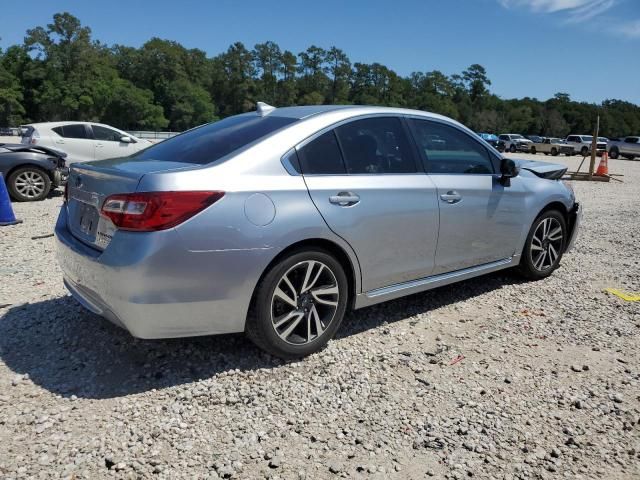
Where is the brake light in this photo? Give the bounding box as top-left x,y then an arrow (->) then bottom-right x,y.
100,191 -> 224,231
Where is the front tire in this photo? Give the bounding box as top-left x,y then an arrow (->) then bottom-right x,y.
509,144 -> 516,153
7,167 -> 51,202
246,249 -> 349,359
518,210 -> 567,280
609,148 -> 619,159
551,147 -> 559,156
580,146 -> 589,156
530,146 -> 537,155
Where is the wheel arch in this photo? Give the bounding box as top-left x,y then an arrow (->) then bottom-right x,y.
251,238 -> 361,311
537,200 -> 569,220
5,162 -> 55,182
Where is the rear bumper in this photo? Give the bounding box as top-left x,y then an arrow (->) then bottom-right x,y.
55,207 -> 270,339
565,202 -> 581,253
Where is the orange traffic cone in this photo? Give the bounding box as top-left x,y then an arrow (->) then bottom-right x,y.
595,151 -> 609,176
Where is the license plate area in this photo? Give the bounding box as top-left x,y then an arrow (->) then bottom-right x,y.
76,201 -> 100,238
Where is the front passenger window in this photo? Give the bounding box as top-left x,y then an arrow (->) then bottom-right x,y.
410,119 -> 494,174
93,125 -> 124,142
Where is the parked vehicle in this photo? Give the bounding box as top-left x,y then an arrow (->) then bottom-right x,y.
530,138 -> 574,157
498,134 -> 533,153
564,135 -> 607,156
0,127 -> 15,136
477,132 -> 499,148
607,136 -> 640,159
526,135 -> 544,144
0,143 -> 67,201
56,104 -> 581,358
21,122 -> 152,164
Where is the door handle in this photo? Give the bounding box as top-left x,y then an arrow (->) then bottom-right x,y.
329,192 -> 360,206
96,143 -> 104,148
440,191 -> 462,204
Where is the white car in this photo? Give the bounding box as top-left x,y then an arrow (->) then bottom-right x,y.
498,134 -> 533,153
21,122 -> 152,163
564,135 -> 607,157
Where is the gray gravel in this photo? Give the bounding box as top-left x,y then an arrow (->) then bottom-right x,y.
1,153 -> 639,479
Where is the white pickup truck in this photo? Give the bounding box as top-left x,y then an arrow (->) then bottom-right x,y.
607,136 -> 639,160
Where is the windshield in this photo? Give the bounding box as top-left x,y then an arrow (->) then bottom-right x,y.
580,135 -> 593,142
511,134 -> 524,139
131,115 -> 298,165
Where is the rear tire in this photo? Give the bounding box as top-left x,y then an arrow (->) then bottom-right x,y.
551,147 -> 558,156
609,148 -> 619,159
518,210 -> 566,280
7,167 -> 51,202
246,249 -> 349,359
530,146 -> 537,155
580,146 -> 589,156
509,144 -> 516,153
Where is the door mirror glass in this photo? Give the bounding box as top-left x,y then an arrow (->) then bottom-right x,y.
499,158 -> 519,186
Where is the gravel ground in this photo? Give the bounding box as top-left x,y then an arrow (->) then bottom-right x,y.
0,153 -> 638,479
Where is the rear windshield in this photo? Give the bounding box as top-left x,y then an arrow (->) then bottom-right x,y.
131,115 -> 298,165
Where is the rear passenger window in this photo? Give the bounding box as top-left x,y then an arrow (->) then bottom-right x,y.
297,131 -> 346,175
410,119 -> 494,174
335,117 -> 417,174
52,124 -> 89,139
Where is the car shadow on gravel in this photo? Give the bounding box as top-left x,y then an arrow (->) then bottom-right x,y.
0,271 -> 523,399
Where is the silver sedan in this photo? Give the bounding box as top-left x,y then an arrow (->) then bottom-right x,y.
55,104 -> 581,358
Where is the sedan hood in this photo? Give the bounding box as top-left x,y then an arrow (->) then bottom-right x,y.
514,159 -> 567,179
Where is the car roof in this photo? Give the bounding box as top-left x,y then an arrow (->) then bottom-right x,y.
23,121 -> 126,130
263,104 -> 458,124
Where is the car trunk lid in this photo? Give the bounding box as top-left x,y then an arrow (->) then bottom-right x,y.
66,157 -> 196,250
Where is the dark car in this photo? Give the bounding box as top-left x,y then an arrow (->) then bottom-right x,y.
0,127 -> 14,136
477,132 -> 499,148
0,143 -> 68,201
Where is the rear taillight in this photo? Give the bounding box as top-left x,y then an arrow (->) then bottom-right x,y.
100,191 -> 224,231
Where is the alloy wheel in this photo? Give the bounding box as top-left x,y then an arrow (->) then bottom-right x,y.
530,217 -> 564,271
14,170 -> 46,199
270,260 -> 339,345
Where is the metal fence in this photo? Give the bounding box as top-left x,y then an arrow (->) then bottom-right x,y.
126,131 -> 181,140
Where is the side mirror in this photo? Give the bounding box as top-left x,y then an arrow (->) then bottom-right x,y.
499,158 -> 519,186
119,135 -> 133,143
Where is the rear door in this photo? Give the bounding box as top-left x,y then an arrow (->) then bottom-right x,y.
408,118 -> 527,275
90,124 -> 137,160
51,124 -> 94,163
299,116 -> 440,292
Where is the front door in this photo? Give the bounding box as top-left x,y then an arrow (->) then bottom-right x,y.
91,124 -> 136,160
299,116 -> 440,292
408,118 -> 527,274
51,124 -> 94,163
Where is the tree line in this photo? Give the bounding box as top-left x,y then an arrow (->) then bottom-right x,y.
1,12 -> 639,137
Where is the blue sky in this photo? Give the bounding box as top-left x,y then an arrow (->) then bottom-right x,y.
1,0 -> 638,104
